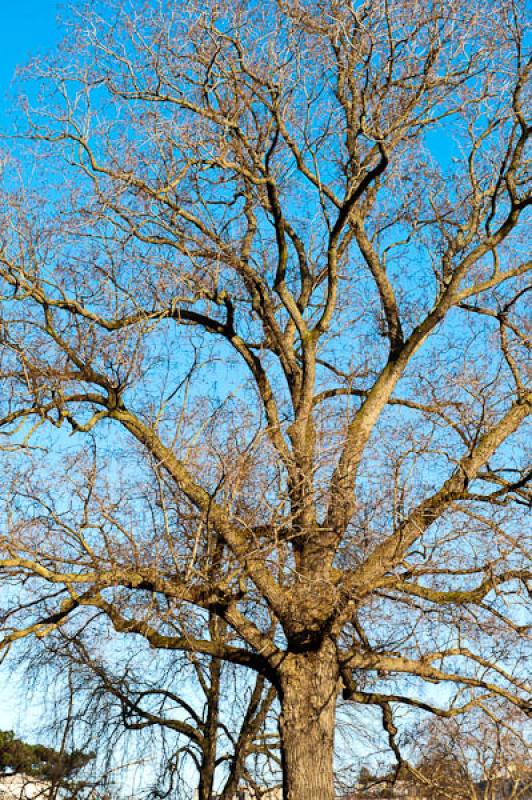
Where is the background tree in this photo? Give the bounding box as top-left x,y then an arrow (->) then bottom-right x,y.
343,709 -> 532,799
412,712 -> 532,800
37,623 -> 279,800
0,0 -> 530,798
0,730 -> 92,781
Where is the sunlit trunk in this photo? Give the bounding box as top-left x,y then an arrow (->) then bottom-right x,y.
279,641 -> 339,800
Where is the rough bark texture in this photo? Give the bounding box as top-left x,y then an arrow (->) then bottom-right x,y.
278,641 -> 339,800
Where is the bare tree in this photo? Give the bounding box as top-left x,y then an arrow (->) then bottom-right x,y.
40,623 -> 278,800
0,0 -> 530,798
392,710 -> 532,800
419,713 -> 532,800
338,707 -> 532,799
2,459 -> 279,799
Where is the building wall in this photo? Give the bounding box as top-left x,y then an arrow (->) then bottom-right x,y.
0,774 -> 51,800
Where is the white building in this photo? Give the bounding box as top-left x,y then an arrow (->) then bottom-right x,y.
0,775 -> 52,800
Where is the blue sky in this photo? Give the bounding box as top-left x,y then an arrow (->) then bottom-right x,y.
0,0 -> 527,781
0,1 -> 62,125
0,0 -> 62,735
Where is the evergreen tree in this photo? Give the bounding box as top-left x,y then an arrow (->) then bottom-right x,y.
0,730 -> 93,783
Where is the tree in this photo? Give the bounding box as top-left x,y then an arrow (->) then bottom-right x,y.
0,0 -> 530,798
37,625 -> 278,800
0,729 -> 93,786
344,710 -> 532,799
412,712 -> 532,800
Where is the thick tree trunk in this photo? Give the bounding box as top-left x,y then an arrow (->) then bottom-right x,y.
278,641 -> 339,800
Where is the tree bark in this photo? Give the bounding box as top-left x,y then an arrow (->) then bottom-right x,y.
197,653 -> 221,800
278,640 -> 339,800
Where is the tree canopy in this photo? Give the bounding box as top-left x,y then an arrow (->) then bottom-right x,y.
0,730 -> 93,783
0,0 -> 530,798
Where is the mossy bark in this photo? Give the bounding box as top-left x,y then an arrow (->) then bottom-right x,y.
279,641 -> 339,800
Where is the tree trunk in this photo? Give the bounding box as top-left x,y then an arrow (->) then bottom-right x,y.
197,654 -> 221,800
278,640 -> 339,800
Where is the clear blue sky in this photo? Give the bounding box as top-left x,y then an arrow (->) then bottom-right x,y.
0,0 -> 62,735
0,0 -> 62,123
